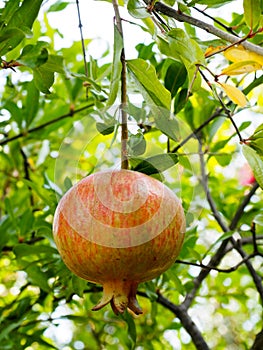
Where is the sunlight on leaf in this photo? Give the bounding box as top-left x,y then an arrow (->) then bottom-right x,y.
220,60 -> 262,75
205,45 -> 226,57
224,45 -> 263,65
243,0 -> 261,29
218,83 -> 247,107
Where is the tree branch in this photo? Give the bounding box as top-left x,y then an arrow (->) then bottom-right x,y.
176,252 -> 258,273
137,290 -> 210,350
183,140 -> 262,309
229,182 -> 260,230
112,0 -> 129,170
0,103 -> 95,146
198,139 -> 229,233
192,6 -> 239,37
172,107 -> 223,153
151,1 -> 263,56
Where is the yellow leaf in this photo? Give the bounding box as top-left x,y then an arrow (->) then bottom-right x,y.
220,60 -> 262,75
219,83 -> 247,107
205,45 -> 226,58
224,45 -> 263,65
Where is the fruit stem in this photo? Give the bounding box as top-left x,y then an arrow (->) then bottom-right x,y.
112,0 -> 129,170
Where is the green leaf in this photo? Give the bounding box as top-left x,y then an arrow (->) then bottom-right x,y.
23,81 -> 40,127
71,275 -> 87,297
127,0 -> 150,18
130,153 -> 178,175
244,123 -> 263,157
243,75 -> 263,95
154,109 -> 181,142
0,0 -> 20,25
127,58 -> 171,110
242,144 -> 263,189
7,0 -> 43,28
19,209 -> 35,236
164,61 -> 187,98
121,311 -> 137,347
174,88 -> 188,113
168,28 -> 205,65
43,54 -> 65,74
0,27 -> 27,56
13,243 -> 58,258
26,264 -> 50,292
106,24 -> 123,107
167,29 -> 204,89
33,66 -> 54,94
254,213 -> 263,226
136,42 -> 156,62
0,0 -> 44,56
187,0 -> 233,7
96,122 -> 115,135
48,1 -> 70,12
128,131 -> 146,156
243,0 -> 261,29
3,100 -> 23,129
17,42 -> 49,68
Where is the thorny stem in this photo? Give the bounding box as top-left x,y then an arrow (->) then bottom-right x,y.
112,0 -> 129,170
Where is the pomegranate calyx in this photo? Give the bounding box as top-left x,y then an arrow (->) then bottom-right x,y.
92,280 -> 143,315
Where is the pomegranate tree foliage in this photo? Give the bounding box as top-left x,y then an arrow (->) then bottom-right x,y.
0,0 -> 263,349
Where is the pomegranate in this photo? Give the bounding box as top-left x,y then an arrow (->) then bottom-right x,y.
53,169 -> 185,315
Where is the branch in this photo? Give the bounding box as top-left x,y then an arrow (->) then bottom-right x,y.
20,147 -> 34,206
137,290 -> 210,350
198,139 -> 229,233
152,1 -> 263,56
172,107 -> 223,153
229,182 -> 260,230
0,103 -> 95,146
193,6 -> 239,37
183,140 -> 262,309
251,329 -> 263,350
81,286 -> 210,349
176,252 -> 258,273
112,0 -> 129,170
230,239 -> 263,301
75,0 -> 88,77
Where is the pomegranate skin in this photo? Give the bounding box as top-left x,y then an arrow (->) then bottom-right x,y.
53,169 -> 185,315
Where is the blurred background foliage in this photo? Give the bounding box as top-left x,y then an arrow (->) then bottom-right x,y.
0,0 -> 263,349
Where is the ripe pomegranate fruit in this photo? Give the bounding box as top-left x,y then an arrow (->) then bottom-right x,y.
53,169 -> 185,315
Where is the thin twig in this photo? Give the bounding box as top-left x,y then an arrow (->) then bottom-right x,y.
229,182 -> 260,230
20,147 -> 34,206
198,66 -> 244,143
183,140 -> 262,309
172,107 -> 224,153
198,139 -> 229,232
193,6 -> 239,37
176,253 -> 258,273
251,222 -> 258,254
112,0 -> 129,170
75,0 -> 88,77
0,103 -> 96,146
136,290 -> 210,350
